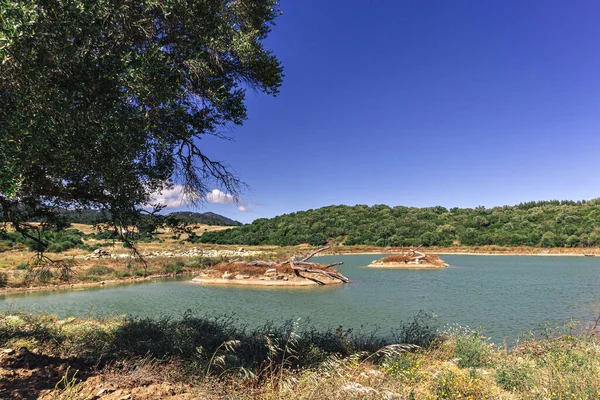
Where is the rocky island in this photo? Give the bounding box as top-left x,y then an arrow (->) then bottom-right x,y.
369,248 -> 448,269
192,246 -> 349,286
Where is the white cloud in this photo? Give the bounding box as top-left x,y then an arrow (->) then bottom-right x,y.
151,184 -> 187,208
151,186 -> 256,213
206,189 -> 235,204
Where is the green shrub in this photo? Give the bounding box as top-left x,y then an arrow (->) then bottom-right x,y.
47,241 -> 70,253
15,263 -> 28,270
495,358 -> 534,391
94,230 -> 118,240
78,243 -> 104,252
0,272 -> 8,288
87,265 -> 114,276
25,229 -> 86,253
37,269 -> 54,283
163,262 -> 184,274
453,329 -> 493,369
113,270 -> 131,278
383,353 -> 424,382
184,256 -> 222,269
391,311 -> 439,348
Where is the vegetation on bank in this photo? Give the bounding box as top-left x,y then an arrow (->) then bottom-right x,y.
1,312 -> 599,399
197,199 -> 600,248
0,210 -> 236,255
0,255 -> 224,289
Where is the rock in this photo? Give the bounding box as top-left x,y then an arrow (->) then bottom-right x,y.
235,274 -> 251,280
283,277 -> 289,281
265,268 -> 278,276
96,388 -> 115,396
221,272 -> 232,279
2,348 -> 14,355
91,248 -> 112,258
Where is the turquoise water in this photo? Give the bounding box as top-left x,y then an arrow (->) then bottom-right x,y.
2,254 -> 600,344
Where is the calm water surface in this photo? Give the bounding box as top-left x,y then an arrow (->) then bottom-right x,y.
2,254 -> 600,344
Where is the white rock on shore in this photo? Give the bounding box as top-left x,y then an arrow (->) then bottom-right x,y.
77,247 -> 263,260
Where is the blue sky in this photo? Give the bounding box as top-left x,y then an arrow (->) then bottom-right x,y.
171,0 -> 600,223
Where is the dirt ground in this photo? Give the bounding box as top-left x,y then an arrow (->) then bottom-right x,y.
0,347 -> 219,399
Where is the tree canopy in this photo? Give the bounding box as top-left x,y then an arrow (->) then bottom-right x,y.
197,199 -> 600,248
0,0 -> 283,237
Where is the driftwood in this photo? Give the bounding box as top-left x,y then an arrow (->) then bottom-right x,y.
234,260 -> 277,267
291,266 -> 349,283
301,245 -> 331,262
223,246 -> 349,284
409,249 -> 426,260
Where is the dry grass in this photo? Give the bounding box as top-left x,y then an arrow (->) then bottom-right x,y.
378,253 -> 447,267
210,261 -> 298,277
4,312 -> 600,399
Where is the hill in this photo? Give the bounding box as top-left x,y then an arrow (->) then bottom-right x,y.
197,199 -> 600,247
61,209 -> 240,226
167,211 -> 241,226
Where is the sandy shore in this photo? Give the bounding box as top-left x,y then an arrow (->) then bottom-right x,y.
0,274 -> 179,296
0,273 -> 336,295
434,252 -> 597,257
329,249 -> 599,257
190,277 -> 336,286
367,262 -> 448,269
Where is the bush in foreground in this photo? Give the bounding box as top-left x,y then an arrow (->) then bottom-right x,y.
1,312 -> 600,399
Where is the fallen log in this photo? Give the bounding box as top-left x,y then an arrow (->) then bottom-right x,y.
289,265 -> 349,283
234,261 -> 277,267
301,245 -> 331,262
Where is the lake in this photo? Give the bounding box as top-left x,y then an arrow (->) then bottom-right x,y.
2,254 -> 600,344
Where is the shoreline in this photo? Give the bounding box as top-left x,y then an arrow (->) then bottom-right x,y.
0,273 -> 187,296
190,277 -> 337,287
327,248 -> 599,257
367,262 -> 447,269
2,247 -> 599,295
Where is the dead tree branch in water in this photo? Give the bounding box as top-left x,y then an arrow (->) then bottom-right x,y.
224,246 -> 348,284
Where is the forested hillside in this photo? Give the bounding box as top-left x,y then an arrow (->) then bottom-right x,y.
167,212 -> 240,226
59,210 -> 239,226
197,199 -> 600,247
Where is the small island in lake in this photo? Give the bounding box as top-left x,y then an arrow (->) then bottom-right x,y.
192,246 -> 349,286
369,248 -> 448,269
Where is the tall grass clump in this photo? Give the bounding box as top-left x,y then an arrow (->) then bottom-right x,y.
184,256 -> 222,269
163,261 -> 184,274
452,328 -> 493,369
391,310 -> 440,348
87,265 -> 114,276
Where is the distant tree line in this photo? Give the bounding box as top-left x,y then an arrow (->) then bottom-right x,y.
57,209 -> 240,227
196,199 -> 600,247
